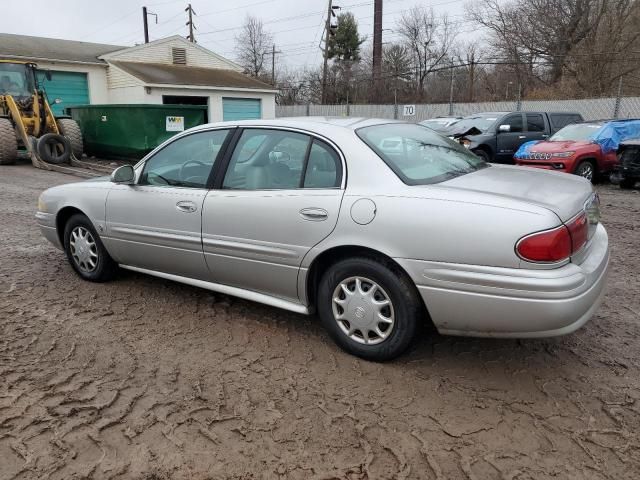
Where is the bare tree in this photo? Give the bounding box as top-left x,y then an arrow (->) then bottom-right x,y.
396,6 -> 456,100
235,15 -> 273,78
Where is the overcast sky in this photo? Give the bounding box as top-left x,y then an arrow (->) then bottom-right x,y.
2,0 -> 474,70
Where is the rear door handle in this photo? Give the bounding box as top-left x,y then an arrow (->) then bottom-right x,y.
300,207 -> 328,221
176,201 -> 197,213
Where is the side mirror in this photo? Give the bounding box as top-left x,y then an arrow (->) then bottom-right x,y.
45,71 -> 52,81
498,124 -> 511,133
111,165 -> 135,184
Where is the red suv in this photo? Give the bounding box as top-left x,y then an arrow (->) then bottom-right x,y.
514,120 -> 640,182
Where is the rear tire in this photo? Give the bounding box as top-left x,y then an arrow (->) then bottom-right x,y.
57,118 -> 83,159
63,214 -> 118,282
0,118 -> 18,165
317,256 -> 422,361
574,160 -> 596,183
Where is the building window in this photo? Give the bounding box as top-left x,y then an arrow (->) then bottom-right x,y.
172,47 -> 187,65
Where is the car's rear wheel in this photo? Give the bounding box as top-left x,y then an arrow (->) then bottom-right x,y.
574,160 -> 596,183
63,213 -> 118,282
317,256 -> 422,361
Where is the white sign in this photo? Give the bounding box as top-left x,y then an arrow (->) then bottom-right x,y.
166,116 -> 185,132
403,105 -> 416,116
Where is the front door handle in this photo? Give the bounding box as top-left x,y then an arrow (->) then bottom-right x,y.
300,207 -> 328,221
518,135 -> 527,139
176,201 -> 197,213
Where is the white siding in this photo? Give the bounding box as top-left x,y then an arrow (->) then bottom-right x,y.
106,64 -> 142,89
104,37 -> 241,71
34,60 -> 108,104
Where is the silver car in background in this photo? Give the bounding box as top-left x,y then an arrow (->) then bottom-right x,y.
36,117 -> 609,360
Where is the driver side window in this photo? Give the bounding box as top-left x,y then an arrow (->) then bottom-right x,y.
140,129 -> 230,188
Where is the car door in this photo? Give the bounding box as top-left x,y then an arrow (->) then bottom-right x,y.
525,113 -> 549,142
103,128 -> 232,279
201,128 -> 345,302
495,113 -> 525,163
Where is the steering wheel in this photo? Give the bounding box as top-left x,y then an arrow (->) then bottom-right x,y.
179,160 -> 207,184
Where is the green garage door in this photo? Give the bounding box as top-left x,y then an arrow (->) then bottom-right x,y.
39,71 -> 89,116
222,98 -> 261,121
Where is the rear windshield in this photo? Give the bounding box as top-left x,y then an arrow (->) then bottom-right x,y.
357,123 -> 488,185
550,123 -> 603,141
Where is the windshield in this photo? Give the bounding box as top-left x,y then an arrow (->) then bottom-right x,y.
357,123 -> 488,185
0,63 -> 33,96
550,123 -> 603,141
421,118 -> 458,133
449,114 -> 499,133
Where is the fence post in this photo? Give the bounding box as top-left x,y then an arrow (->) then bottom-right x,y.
613,77 -> 623,119
306,102 -> 310,116
516,83 -> 522,111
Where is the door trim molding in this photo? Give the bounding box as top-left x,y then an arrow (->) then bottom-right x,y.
119,264 -> 311,315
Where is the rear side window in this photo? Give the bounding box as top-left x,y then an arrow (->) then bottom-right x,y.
526,114 -> 545,132
550,114 -> 583,130
304,140 -> 341,188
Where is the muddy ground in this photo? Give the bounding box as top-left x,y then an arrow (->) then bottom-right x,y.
1,162 -> 639,480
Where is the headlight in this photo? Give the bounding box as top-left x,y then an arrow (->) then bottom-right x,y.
37,195 -> 47,212
552,151 -> 575,158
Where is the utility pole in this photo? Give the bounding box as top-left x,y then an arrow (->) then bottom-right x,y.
372,0 -> 383,100
448,62 -> 455,116
321,0 -> 333,104
186,4 -> 197,43
142,7 -> 149,44
271,44 -> 282,85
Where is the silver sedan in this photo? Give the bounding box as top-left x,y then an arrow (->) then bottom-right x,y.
36,118 -> 609,360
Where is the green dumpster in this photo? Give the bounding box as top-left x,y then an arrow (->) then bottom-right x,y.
66,104 -> 208,159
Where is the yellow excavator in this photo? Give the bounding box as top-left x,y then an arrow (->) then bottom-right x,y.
0,59 -> 83,168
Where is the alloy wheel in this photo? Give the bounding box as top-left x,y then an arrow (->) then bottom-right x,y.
331,276 -> 395,345
577,162 -> 594,181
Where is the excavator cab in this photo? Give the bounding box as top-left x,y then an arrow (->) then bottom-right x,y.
0,60 -> 83,166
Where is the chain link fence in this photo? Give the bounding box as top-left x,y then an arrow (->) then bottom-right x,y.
277,96 -> 640,122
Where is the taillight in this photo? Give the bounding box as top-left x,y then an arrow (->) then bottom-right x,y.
516,226 -> 572,263
566,212 -> 588,253
516,212 -> 589,263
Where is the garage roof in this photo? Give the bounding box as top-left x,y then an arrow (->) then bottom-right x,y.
111,61 -> 277,91
0,33 -> 124,64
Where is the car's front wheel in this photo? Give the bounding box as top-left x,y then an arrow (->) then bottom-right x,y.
63,213 -> 118,282
317,257 -> 422,361
574,160 -> 596,183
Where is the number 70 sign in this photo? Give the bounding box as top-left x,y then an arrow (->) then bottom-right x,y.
403,105 -> 415,116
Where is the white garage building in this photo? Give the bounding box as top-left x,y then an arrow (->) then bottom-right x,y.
0,33 -> 277,122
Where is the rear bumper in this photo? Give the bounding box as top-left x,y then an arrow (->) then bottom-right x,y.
36,211 -> 63,250
395,224 -> 609,338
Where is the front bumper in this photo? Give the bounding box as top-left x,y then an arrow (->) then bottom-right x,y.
395,223 -> 609,338
36,211 -> 63,250
515,159 -> 570,173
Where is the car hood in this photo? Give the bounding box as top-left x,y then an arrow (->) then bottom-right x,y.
528,140 -> 593,152
440,165 -> 593,221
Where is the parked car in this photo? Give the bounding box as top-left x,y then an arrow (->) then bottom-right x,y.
36,118 -> 609,361
514,119 -> 640,182
611,140 -> 640,189
419,116 -> 462,133
447,111 -> 584,163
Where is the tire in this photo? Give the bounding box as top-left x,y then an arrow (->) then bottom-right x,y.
472,148 -> 491,162
63,214 -> 118,282
620,178 -> 636,189
37,133 -> 72,164
574,160 -> 596,183
0,118 -> 18,165
317,256 -> 423,361
57,118 -> 83,159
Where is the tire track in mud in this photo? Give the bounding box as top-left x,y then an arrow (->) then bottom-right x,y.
1,163 -> 639,479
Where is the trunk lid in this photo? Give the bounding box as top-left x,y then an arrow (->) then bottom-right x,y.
441,164 -> 593,221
